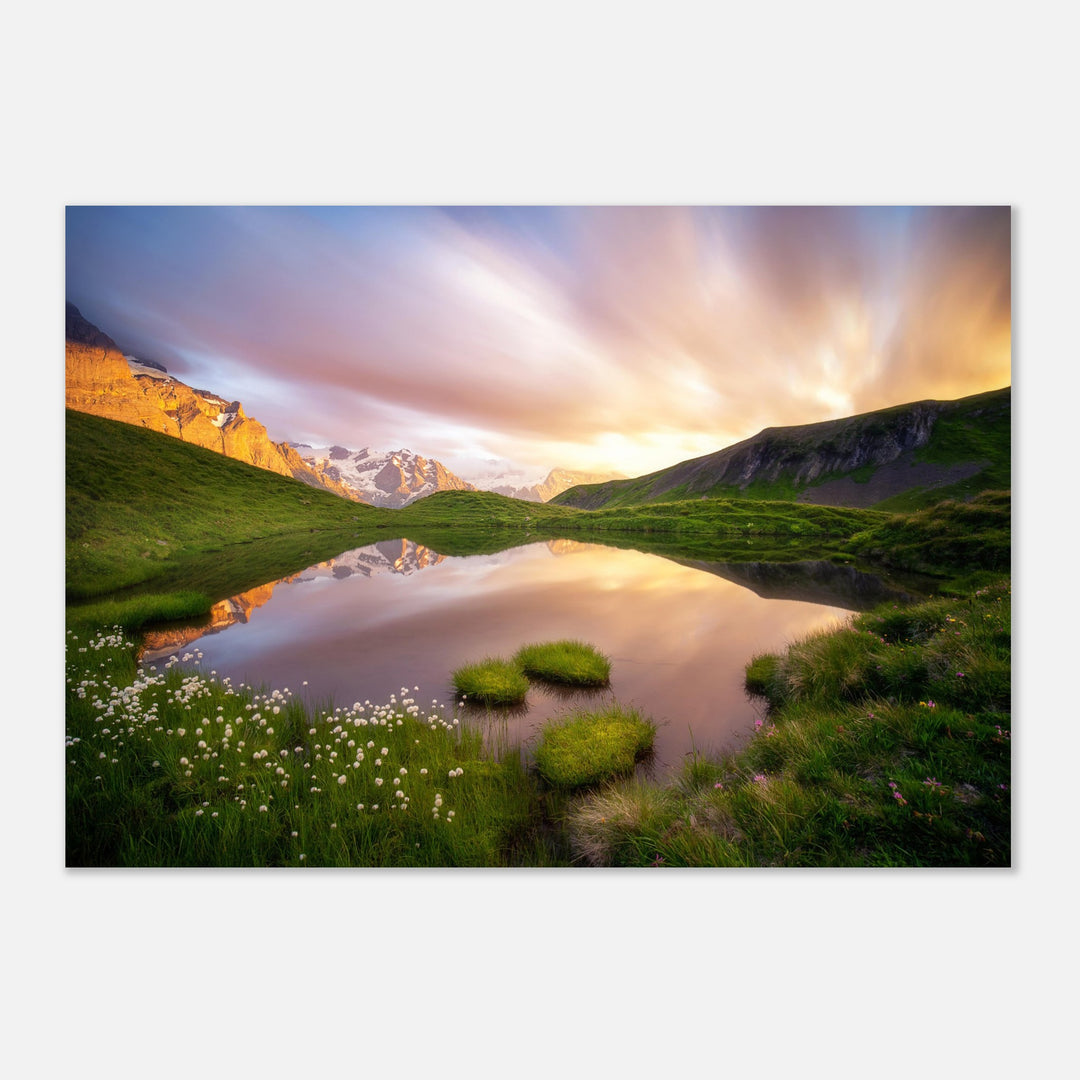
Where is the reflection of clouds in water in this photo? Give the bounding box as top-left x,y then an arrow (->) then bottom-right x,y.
183,540 -> 856,773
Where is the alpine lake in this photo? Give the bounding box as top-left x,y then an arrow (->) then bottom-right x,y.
141,536 -> 928,775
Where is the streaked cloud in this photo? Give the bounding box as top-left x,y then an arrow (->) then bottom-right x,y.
66,205 -> 1010,478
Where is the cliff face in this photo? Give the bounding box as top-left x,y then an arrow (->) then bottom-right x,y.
554,388 -> 1011,510
65,303 -> 357,500
671,403 -> 944,492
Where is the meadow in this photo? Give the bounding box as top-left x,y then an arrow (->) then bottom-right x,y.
65,410 -> 1011,867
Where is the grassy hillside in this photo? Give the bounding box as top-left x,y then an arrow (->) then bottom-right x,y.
553,387 -> 1011,511
66,410 -> 1008,630
66,410 -> 376,602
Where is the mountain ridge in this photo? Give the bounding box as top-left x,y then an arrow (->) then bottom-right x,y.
289,443 -> 477,508
484,466 -> 627,503
65,303 -> 359,501
552,387 -> 1011,511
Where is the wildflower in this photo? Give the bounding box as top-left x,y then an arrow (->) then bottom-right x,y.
752,774 -> 767,784
258,805 -> 268,812
338,775 -> 347,785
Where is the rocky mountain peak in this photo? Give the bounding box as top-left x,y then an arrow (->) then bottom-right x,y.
65,305 -> 358,501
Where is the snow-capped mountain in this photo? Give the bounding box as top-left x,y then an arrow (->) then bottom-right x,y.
290,444 -> 477,507
480,467 -> 627,502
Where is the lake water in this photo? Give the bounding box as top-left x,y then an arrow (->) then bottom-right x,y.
142,538 -> 914,773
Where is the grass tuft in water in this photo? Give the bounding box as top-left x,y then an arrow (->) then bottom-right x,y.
514,639 -> 611,688
534,703 -> 656,790
451,658 -> 530,707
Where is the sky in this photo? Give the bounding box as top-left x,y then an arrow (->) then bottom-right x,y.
65,205 -> 1011,483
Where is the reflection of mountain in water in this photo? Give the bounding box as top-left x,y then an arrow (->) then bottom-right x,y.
141,581 -> 283,658
141,540 -> 445,658
299,539 -> 445,580
545,538 -> 596,557
672,559 -> 921,611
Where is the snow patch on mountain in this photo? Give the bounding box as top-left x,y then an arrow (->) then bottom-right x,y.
125,355 -> 171,379
290,443 -> 476,507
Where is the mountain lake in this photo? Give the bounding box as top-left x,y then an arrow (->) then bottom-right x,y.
141,538 -> 922,774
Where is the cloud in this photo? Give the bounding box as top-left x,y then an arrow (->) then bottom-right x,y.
65,205 -> 1011,476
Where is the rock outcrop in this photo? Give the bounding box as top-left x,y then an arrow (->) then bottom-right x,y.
65,303 -> 358,500
554,388 -> 1011,510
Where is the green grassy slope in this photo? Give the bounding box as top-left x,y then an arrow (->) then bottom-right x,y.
66,410 -> 377,601
553,387 -> 1011,511
69,408 -> 1007,629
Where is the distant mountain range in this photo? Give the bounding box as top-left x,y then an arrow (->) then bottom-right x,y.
66,303 -> 1009,515
289,444 -> 477,508
65,304 -> 598,506
553,387 -> 1011,511
484,467 -> 627,503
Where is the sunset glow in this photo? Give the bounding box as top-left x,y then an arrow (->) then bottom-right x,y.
65,206 -> 1011,480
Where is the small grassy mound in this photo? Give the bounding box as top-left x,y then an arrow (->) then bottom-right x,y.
534,704 -> 656,789
451,658 -> 530,706
514,640 -> 611,688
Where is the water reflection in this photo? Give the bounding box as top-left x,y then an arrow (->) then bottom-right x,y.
144,539 -> 889,773
669,557 -> 920,610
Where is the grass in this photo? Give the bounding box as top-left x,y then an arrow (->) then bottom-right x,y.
514,640 -> 611,688
64,407 -> 1011,867
65,629 -> 556,867
847,490 -> 1011,584
66,572 -> 1010,866
66,409 -> 374,601
562,578 -> 1011,866
450,658 -> 531,707
533,704 -> 656,790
